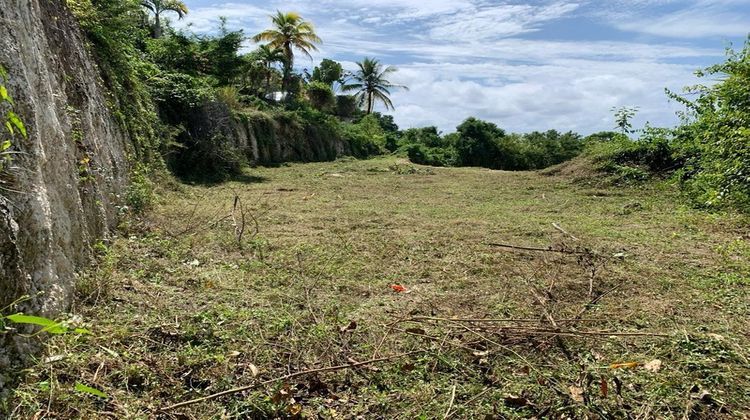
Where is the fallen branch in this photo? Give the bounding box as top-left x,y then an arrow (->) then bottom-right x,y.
443,384 -> 457,420
552,223 -> 579,241
487,243 -> 588,255
400,316 -> 604,325
160,350 -> 427,412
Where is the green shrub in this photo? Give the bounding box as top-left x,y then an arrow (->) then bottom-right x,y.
125,165 -> 155,214
306,82 -> 335,112
340,114 -> 387,158
403,144 -> 456,167
668,41 -> 750,211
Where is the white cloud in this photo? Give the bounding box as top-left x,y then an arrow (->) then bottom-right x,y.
599,0 -> 750,38
178,0 -> 739,133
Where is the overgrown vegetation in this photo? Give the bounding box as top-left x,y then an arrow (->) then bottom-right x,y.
65,0 -> 590,186
582,41 -> 750,213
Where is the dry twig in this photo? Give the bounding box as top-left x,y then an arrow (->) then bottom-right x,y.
160,350 -> 427,412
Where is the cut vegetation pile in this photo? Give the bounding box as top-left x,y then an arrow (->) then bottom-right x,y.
7,157 -> 749,418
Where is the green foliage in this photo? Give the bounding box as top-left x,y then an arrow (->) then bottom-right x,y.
306,81 -> 335,112
342,57 -> 407,114
403,143 -> 456,167
668,41 -> 750,210
340,114 -> 387,157
140,0 -> 188,38
125,165 -> 155,214
74,383 -> 108,399
170,133 -> 245,181
454,117 -> 507,168
612,106 -> 639,134
584,128 -> 678,183
252,11 -> 321,95
1,309 -> 89,335
335,95 -> 358,118
311,58 -> 344,87
69,0 -> 163,162
0,64 -> 26,179
215,86 -> 243,111
397,118 -> 583,171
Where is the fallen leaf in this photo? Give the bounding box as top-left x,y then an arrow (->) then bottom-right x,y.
288,403 -> 303,416
610,362 -> 641,370
569,385 -> 585,403
600,377 -> 608,398
643,359 -> 662,373
400,362 -> 416,372
504,395 -> 530,408
248,363 -> 259,377
390,284 -> 407,293
613,376 -> 623,396
405,327 -> 426,335
228,351 -> 241,358
339,321 -> 357,333
516,366 -> 531,376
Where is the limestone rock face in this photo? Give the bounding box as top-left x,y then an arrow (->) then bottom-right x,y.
0,0 -> 130,383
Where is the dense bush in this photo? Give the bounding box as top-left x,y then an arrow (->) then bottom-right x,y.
306,82 -> 336,112
340,114 -> 387,157
671,41 -> 750,210
583,41 -> 750,212
397,118 -> 584,171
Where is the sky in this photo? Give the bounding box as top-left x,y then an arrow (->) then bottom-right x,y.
175,0 -> 750,134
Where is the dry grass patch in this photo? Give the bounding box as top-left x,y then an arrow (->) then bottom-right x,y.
6,157 -> 749,419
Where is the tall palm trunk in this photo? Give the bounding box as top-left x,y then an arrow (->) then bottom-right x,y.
366,91 -> 374,114
282,42 -> 293,95
154,11 -> 162,38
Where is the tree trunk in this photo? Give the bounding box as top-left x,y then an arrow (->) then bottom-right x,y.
366,92 -> 373,114
154,12 -> 162,38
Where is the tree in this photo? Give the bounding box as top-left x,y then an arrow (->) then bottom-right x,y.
343,57 -> 407,114
312,59 -> 343,88
140,0 -> 188,38
252,45 -> 286,97
454,117 -> 505,168
252,11 -> 321,94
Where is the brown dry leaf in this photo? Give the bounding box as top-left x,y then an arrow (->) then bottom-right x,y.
569,385 -> 585,403
504,395 -> 530,408
405,327 -> 426,335
600,377 -> 608,398
610,361 -> 641,370
339,321 -> 357,333
288,403 -> 303,416
248,363 -> 260,377
643,359 -> 662,373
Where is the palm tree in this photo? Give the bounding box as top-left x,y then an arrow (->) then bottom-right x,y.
343,58 -> 408,114
252,11 -> 321,93
254,45 -> 286,96
141,0 -> 188,38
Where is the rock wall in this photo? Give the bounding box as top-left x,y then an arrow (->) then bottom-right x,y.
0,0 -> 130,386
168,101 -> 352,178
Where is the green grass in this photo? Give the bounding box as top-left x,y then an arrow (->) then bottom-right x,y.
6,157 -> 749,418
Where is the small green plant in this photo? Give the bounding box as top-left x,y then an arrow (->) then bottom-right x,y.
125,165 -> 155,214
0,64 -> 27,179
0,296 -> 89,336
612,106 -> 639,135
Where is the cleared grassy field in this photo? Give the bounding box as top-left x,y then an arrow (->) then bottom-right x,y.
10,157 -> 750,418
